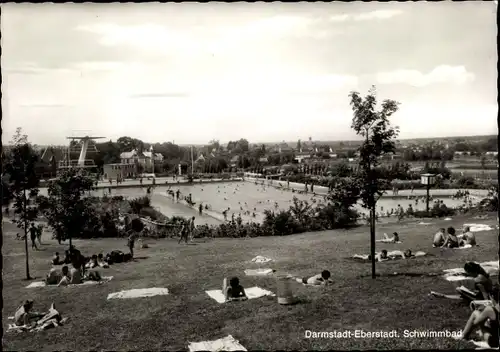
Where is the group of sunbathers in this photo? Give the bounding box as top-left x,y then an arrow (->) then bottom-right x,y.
47,246 -> 135,286
433,226 -> 476,248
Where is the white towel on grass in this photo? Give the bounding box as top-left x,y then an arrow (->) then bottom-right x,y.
244,268 -> 274,276
418,222 -> 432,225
457,244 -> 473,250
444,217 -> 452,221
206,286 -> 275,304
375,239 -> 403,244
26,276 -> 113,288
464,224 -> 494,232
188,335 -> 247,352
251,256 -> 272,263
107,287 -> 169,300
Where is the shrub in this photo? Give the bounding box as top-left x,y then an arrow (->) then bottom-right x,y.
413,203 -> 456,218
129,196 -> 151,214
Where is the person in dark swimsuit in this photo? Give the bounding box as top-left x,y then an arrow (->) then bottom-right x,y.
441,227 -> 459,248
223,277 -> 248,302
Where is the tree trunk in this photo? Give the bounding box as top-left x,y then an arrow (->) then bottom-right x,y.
23,187 -> 31,280
370,206 -> 376,279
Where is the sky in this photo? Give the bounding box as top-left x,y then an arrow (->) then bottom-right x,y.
2,2 -> 498,146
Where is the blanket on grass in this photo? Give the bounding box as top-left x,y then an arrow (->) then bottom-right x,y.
206,286 -> 275,304
244,268 -> 275,276
107,287 -> 169,300
188,335 -> 247,352
464,224 -> 494,232
7,317 -> 69,333
26,276 -> 113,288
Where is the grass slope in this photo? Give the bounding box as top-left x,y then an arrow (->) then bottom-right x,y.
2,214 -> 498,350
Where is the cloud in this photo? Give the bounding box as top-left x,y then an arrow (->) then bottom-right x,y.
329,10 -> 403,23
4,63 -> 72,75
194,73 -> 358,97
354,10 -> 403,21
70,61 -> 144,72
376,65 -> 475,87
129,93 -> 190,99
75,23 -> 204,55
329,14 -> 350,22
19,104 -> 69,108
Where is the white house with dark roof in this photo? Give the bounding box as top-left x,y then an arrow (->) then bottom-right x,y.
120,149 -> 164,169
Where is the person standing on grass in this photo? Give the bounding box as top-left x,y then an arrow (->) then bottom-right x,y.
127,231 -> 137,258
178,221 -> 189,244
189,216 -> 196,241
29,223 -> 38,250
36,224 -> 44,245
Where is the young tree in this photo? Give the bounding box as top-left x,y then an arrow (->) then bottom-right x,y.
349,86 -> 400,279
42,168 -> 96,248
4,128 -> 40,280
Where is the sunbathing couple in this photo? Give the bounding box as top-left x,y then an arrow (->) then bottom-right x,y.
354,249 -> 418,262
433,226 -> 476,248
14,300 -> 63,329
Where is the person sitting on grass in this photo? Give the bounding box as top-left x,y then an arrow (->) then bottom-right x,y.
86,255 -> 99,269
56,266 -> 71,286
68,261 -> 83,285
295,270 -> 332,285
433,228 -> 446,247
14,300 -> 44,327
441,227 -> 459,248
97,253 -> 110,268
457,297 -> 499,348
456,262 -> 494,302
85,268 -> 102,282
52,252 -> 62,265
223,277 -> 248,302
460,226 -> 477,247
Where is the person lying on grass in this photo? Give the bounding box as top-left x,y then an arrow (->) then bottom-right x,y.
441,227 -> 460,248
377,232 -> 400,243
353,250 -> 389,262
433,228 -> 446,247
456,262 -> 495,302
457,297 -> 499,348
223,277 -> 248,302
294,270 -> 332,286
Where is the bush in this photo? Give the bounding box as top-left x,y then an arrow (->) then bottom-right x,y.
139,207 -> 168,222
129,196 -> 151,214
413,203 -> 456,218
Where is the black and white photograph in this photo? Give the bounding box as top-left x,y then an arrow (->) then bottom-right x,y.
1,2 -> 498,350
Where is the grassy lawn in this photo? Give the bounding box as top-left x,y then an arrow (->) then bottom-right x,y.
2,213 -> 498,351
